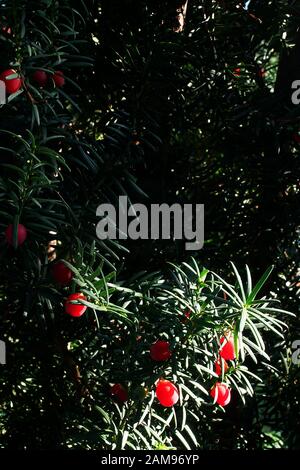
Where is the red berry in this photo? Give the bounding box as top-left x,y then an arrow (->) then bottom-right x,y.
181,309 -> 191,323
210,382 -> 231,407
156,379 -> 179,407
32,70 -> 48,87
293,133 -> 300,143
150,340 -> 172,362
5,223 -> 27,247
219,335 -> 236,361
52,71 -> 65,88
51,261 -> 73,286
2,26 -> 12,35
0,69 -> 22,94
215,357 -> 229,376
65,293 -> 87,317
258,68 -> 266,78
233,67 -> 241,77
110,383 -> 128,403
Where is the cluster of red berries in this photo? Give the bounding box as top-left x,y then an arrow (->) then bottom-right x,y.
232,67 -> 266,78
3,226 -> 85,317
0,68 -> 65,95
32,70 -> 65,88
145,329 -> 234,408
210,334 -> 236,406
3,226 -> 235,410
109,379 -> 179,407
120,332 -> 235,408
2,227 -> 236,410
3,224 -> 85,317
50,261 -> 87,318
108,340 -> 178,407
1,26 -> 12,35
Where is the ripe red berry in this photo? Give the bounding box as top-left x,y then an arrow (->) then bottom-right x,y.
150,340 -> 172,361
52,71 -> 65,88
181,309 -> 191,323
0,69 -> 22,94
2,26 -> 12,35
258,68 -> 266,78
233,67 -> 241,77
51,261 -> 73,286
110,383 -> 128,403
293,133 -> 300,144
5,223 -> 27,247
210,382 -> 231,407
214,357 -> 229,376
32,70 -> 48,87
65,293 -> 87,317
156,379 -> 179,407
219,335 -> 236,361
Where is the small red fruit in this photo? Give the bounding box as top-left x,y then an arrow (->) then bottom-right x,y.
65,293 -> 87,317
32,70 -> 48,87
210,382 -> 231,407
233,67 -> 241,77
2,26 -> 12,35
51,261 -> 73,286
5,223 -> 27,247
156,379 -> 179,407
292,133 -> 300,144
0,69 -> 22,94
215,357 -> 229,376
258,68 -> 266,78
150,340 -> 172,362
181,309 -> 191,323
110,383 -> 128,403
52,71 -> 65,88
219,335 -> 236,361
